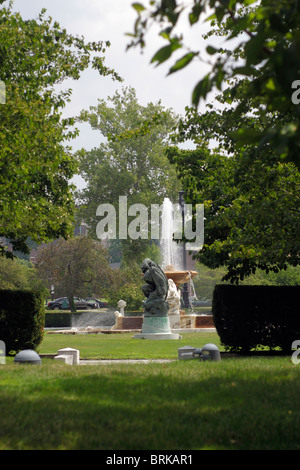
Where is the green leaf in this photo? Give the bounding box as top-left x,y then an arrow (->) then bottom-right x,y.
132,3 -> 145,13
205,13 -> 217,22
189,4 -> 203,25
265,77 -> 276,91
245,27 -> 267,65
192,74 -> 212,107
230,128 -> 262,146
151,43 -> 181,66
233,65 -> 255,77
206,45 -> 218,55
215,6 -> 226,23
167,52 -> 196,75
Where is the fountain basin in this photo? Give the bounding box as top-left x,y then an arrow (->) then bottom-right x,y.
164,269 -> 198,287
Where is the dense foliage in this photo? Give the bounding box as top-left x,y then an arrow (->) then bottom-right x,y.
167,141 -> 300,283
77,86 -> 180,265
0,1 -> 120,257
128,0 -> 300,168
126,0 -> 300,282
0,289 -> 45,354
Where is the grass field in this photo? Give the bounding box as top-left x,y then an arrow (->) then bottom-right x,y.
40,331 -> 220,359
0,331 -> 299,450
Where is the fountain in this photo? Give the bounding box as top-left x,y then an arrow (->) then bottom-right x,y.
160,197 -> 197,324
49,196 -> 213,336
164,264 -> 198,290
160,197 -> 198,285
160,196 -> 213,330
161,197 -> 182,270
164,264 -> 198,328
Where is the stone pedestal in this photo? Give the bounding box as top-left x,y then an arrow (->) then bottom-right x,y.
133,316 -> 181,340
57,347 -> 80,365
168,313 -> 181,329
112,316 -> 143,330
179,314 -> 215,329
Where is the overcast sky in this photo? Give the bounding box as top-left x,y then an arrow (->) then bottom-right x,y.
10,0 -> 214,185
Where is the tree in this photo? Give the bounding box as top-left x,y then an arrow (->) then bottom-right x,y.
167,121 -> 300,282
126,1 -> 300,282
0,2 -> 121,257
0,256 -> 47,295
76,86 -> 181,264
193,262 -> 300,301
105,263 -> 145,311
127,0 -> 300,168
35,236 -> 116,312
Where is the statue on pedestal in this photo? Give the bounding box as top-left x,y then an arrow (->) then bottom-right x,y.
167,278 -> 181,315
140,258 -> 169,317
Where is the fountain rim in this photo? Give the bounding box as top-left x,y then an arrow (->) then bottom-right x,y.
164,269 -> 198,286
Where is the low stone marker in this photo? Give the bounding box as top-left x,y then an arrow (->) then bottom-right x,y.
54,354 -> 73,365
178,345 -> 196,360
55,347 -> 80,365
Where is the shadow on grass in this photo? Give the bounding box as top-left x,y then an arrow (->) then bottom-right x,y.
0,360 -> 299,450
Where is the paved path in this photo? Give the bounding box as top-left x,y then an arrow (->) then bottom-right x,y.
79,359 -> 176,365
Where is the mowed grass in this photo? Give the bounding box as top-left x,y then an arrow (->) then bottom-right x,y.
0,332 -> 299,450
39,331 -> 221,359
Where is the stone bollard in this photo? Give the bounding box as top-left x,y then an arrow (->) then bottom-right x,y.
178,345 -> 196,360
54,354 -> 73,365
57,348 -> 80,365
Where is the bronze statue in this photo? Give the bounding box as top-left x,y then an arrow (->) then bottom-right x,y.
140,258 -> 169,317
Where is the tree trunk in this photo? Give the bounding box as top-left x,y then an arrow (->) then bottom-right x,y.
68,296 -> 76,313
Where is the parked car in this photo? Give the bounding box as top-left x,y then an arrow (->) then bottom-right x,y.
83,298 -> 98,309
47,297 -> 96,310
47,297 -> 67,309
85,298 -> 107,308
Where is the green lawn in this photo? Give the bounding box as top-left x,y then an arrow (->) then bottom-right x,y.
0,332 -> 299,450
40,331 -> 221,359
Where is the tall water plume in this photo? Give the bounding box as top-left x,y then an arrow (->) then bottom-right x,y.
160,197 -> 183,270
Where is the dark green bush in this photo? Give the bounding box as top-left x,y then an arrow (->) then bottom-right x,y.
0,289 -> 45,354
212,285 -> 300,352
45,312 -> 71,328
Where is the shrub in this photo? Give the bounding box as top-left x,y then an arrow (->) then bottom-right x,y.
212,285 -> 300,352
45,312 -> 71,328
107,283 -> 144,311
0,289 -> 45,354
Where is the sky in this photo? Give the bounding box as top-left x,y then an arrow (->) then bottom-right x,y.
10,0 -> 214,185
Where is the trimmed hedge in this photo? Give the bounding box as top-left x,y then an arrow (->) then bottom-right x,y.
44,311 -> 144,327
212,285 -> 300,352
45,312 -> 71,328
0,289 -> 45,354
